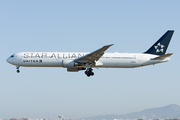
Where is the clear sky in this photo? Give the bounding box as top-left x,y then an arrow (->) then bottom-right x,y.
0,0 -> 180,119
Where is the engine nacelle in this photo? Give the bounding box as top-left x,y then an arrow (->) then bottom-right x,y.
67,67 -> 79,72
62,59 -> 83,68
67,67 -> 86,72
62,59 -> 75,67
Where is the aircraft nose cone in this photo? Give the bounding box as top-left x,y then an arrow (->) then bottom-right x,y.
6,57 -> 11,63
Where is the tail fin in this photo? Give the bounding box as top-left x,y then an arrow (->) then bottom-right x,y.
144,30 -> 174,55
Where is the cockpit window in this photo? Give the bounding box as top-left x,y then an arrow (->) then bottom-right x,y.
10,55 -> 14,57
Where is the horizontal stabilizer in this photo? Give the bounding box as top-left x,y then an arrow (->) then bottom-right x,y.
151,53 -> 173,60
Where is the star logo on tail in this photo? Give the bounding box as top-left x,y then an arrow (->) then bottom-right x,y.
154,43 -> 165,53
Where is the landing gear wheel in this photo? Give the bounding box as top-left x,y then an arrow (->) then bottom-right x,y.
87,74 -> 90,77
17,70 -> 20,73
85,68 -> 94,77
91,72 -> 94,76
16,66 -> 20,73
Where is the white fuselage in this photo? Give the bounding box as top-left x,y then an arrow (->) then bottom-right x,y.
6,52 -> 170,68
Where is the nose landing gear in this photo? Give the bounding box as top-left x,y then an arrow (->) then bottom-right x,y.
85,68 -> 94,77
16,66 -> 20,73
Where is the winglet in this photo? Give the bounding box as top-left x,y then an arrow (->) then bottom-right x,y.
104,44 -> 114,47
100,44 -> 114,54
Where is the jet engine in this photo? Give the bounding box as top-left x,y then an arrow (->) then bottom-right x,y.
62,59 -> 83,68
62,59 -> 85,72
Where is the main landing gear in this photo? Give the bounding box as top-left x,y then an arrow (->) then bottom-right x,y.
16,66 -> 20,73
85,68 -> 94,77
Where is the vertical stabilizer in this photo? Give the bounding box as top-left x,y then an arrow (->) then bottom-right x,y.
144,30 -> 174,55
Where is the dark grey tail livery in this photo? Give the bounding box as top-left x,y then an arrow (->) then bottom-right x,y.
144,30 -> 174,56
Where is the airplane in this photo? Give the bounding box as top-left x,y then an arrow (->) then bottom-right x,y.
7,30 -> 174,77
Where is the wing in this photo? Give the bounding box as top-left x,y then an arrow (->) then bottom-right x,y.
75,44 -> 114,63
